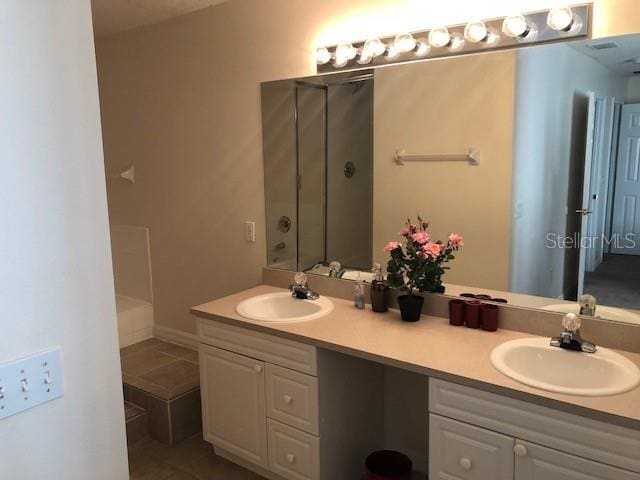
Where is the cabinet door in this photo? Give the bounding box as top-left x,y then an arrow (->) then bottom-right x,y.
200,344 -> 268,468
515,440 -> 640,480
429,414 -> 514,480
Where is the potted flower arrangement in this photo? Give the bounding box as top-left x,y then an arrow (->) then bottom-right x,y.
384,217 -> 463,322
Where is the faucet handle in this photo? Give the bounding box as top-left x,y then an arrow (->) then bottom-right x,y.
294,272 -> 308,286
562,313 -> 581,333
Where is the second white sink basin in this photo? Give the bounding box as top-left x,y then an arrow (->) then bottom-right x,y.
236,292 -> 334,323
491,337 -> 640,396
541,304 -> 640,325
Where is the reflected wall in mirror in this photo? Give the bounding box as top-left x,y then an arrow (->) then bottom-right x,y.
261,33 -> 640,325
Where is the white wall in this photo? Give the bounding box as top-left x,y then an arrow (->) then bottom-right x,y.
0,1 -> 128,479
510,44 -> 627,299
628,77 -> 640,103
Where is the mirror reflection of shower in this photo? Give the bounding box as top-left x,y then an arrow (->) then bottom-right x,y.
261,72 -> 374,273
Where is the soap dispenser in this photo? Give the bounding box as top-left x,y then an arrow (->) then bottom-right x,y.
370,263 -> 389,313
354,272 -> 366,310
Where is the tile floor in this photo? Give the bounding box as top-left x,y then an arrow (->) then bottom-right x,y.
128,433 -> 268,480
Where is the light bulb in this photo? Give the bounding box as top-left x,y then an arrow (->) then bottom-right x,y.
394,33 -> 417,53
448,32 -> 465,52
547,7 -> 582,33
429,26 -> 451,48
316,47 -> 331,65
386,44 -> 400,59
464,21 -> 488,43
502,14 -> 529,38
362,38 -> 386,58
334,43 -> 357,67
547,7 -> 573,31
357,49 -> 373,65
415,38 -> 431,56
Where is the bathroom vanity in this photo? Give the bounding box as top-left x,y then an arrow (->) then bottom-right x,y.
191,286 -> 640,480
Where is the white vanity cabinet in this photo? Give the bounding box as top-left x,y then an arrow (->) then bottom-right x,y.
197,318 -> 382,480
429,379 -> 640,480
200,344 -> 268,468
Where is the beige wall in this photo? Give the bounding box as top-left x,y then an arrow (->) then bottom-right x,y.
96,0 -> 640,335
1,1 -> 128,478
373,52 -> 516,291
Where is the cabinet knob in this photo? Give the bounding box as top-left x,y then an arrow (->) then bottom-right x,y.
459,458 -> 472,471
283,394 -> 293,405
286,453 -> 296,464
514,444 -> 528,457
254,364 -> 263,373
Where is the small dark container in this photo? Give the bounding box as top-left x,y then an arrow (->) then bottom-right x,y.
365,450 -> 413,480
397,294 -> 424,322
431,285 -> 446,294
492,298 -> 508,304
464,300 -> 482,329
475,294 -> 492,300
371,280 -> 390,313
481,304 -> 499,331
460,293 -> 476,299
448,299 -> 466,326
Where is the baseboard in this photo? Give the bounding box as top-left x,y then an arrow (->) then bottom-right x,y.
153,324 -> 199,349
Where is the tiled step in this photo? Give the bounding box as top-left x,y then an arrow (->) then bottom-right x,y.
125,401 -> 148,446
121,338 -> 202,446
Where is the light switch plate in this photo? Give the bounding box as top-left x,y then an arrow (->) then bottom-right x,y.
0,348 -> 64,420
245,221 -> 256,242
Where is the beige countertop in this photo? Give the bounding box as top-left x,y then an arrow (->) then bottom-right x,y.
191,285 -> 640,429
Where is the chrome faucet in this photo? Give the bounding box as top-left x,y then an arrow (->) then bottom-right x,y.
578,294 -> 597,317
290,272 -> 320,300
328,261 -> 342,278
550,313 -> 597,353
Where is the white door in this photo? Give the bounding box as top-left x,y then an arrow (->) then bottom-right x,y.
514,440 -> 640,480
577,92 -> 597,298
429,414 -> 514,479
199,344 -> 268,468
611,103 -> 640,255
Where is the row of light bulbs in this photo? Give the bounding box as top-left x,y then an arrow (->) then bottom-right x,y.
317,6 -> 583,67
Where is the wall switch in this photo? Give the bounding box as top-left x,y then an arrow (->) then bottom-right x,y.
0,348 -> 64,420
245,221 -> 256,242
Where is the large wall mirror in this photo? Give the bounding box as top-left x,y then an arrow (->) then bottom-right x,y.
261,33 -> 640,326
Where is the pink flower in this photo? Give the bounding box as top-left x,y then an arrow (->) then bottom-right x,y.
422,242 -> 443,258
384,241 -> 400,253
448,233 -> 464,247
411,232 -> 430,245
399,227 -> 410,237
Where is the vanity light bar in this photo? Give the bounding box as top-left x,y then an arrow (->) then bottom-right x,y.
316,4 -> 591,73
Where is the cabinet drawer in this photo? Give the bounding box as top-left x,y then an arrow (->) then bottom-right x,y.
197,319 -> 317,375
267,419 -> 319,480
266,364 -> 319,435
515,440 -> 640,480
429,414 -> 514,480
429,379 -> 640,473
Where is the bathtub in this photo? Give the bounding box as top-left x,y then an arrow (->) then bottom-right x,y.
116,294 -> 154,348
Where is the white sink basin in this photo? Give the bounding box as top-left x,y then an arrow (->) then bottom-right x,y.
490,337 -> 640,396
541,304 -> 640,325
236,292 -> 334,323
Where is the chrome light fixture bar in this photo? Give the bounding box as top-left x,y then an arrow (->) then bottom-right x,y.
316,4 -> 590,73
